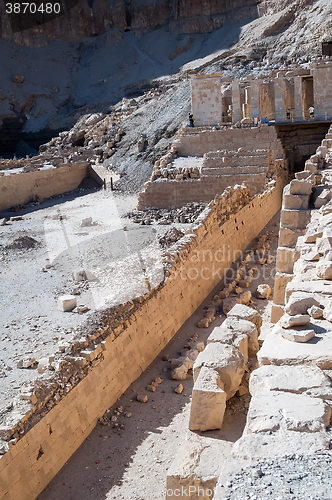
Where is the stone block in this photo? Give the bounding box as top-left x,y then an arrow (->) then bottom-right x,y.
289,179 -> 313,195
279,313 -> 310,328
227,304 -> 262,332
273,273 -> 293,305
282,328 -> 315,343
208,316 -> 259,359
249,365 -> 331,396
304,230 -> 323,244
276,247 -> 295,274
280,209 -> 311,230
57,295 -> 77,312
295,171 -> 311,181
189,367 -> 226,432
271,303 -> 284,323
283,185 -> 309,210
207,327 -> 248,365
279,227 -> 304,247
316,258 -> 332,279
244,391 -> 331,435
257,325 -> 332,369
315,188 -> 332,209
193,343 -> 245,400
232,431 -> 328,461
285,280 -> 332,302
166,433 -> 229,500
284,292 -> 320,315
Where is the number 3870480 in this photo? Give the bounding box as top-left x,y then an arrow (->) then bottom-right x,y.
5,3 -> 61,13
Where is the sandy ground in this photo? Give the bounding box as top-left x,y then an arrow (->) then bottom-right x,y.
36,211 -> 280,500
0,181 -> 193,416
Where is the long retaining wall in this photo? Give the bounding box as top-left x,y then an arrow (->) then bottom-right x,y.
0,180 -> 282,500
0,162 -> 93,212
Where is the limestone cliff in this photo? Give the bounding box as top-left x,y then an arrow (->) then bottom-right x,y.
0,0 -> 260,47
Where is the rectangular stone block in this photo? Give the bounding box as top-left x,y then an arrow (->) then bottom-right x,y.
280,209 -> 311,230
289,179 -> 313,195
276,247 -> 296,274
283,193 -> 309,210
271,303 -> 284,324
189,367 -> 226,432
273,272 -> 293,305
279,227 -> 305,247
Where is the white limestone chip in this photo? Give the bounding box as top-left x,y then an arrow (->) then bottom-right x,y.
282,328 -> 315,343
308,305 -> 323,319
316,258 -> 332,279
255,284 -> 272,299
279,313 -> 310,329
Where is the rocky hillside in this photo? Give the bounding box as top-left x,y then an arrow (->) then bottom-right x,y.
0,0 -> 331,188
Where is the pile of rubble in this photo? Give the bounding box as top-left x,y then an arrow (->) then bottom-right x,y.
151,165 -> 200,182
125,201 -> 207,225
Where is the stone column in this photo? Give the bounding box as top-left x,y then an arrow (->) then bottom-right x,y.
311,63 -> 332,121
293,76 -> 303,122
232,80 -> 241,123
250,80 -> 260,121
274,78 -> 284,123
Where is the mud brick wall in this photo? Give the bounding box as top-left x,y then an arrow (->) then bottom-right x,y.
0,162 -> 89,211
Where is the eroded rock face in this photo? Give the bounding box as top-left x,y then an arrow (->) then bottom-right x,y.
0,0 -> 127,47
0,0 -> 261,46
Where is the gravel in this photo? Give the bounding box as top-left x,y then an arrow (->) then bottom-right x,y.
219,446 -> 332,500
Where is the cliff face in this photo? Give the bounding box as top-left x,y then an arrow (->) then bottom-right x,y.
0,0 -> 260,47
0,0 -> 127,47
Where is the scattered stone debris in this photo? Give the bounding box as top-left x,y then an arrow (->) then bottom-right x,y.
137,394 -> 148,403
5,235 -> 40,250
125,201 -> 206,225
158,227 -> 185,248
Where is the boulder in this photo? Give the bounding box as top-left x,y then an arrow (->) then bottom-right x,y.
171,363 -> 189,381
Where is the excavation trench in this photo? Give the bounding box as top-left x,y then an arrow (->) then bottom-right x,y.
36,211 -> 280,500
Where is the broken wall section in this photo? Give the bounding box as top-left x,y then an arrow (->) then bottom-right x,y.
138,125 -> 286,209
0,162 -> 103,212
